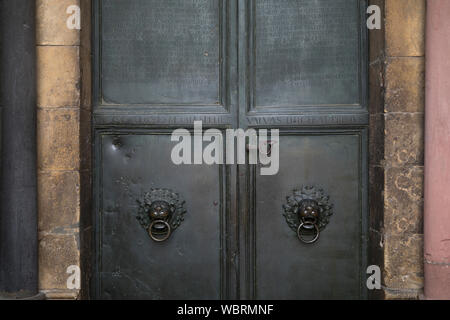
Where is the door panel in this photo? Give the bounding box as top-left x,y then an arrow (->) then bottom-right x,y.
253,0 -> 361,107
239,0 -> 368,299
97,133 -> 226,299
93,0 -> 238,299
252,132 -> 365,299
101,0 -> 222,105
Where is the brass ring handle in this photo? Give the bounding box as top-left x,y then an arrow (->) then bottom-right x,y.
148,220 -> 172,242
297,222 -> 320,244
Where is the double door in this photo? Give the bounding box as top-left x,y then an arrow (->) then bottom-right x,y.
93,0 -> 368,299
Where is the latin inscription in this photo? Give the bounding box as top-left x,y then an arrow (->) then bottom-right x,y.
254,0 -> 361,107
93,114 -> 368,126
101,0 -> 221,105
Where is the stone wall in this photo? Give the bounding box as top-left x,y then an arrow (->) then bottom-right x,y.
369,0 -> 426,299
36,0 -> 91,299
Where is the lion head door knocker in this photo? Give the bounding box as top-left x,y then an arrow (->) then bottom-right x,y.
282,186 -> 333,244
136,189 -> 186,242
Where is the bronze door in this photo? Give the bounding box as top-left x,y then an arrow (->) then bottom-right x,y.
93,0 -> 368,299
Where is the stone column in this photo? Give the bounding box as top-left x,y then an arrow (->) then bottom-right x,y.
36,0 -> 83,299
381,0 -> 425,299
424,0 -> 450,300
0,0 -> 43,299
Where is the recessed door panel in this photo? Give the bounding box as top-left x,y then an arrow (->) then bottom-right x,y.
97,133 -> 225,299
252,133 -> 365,299
253,0 -> 361,108
100,0 -> 222,105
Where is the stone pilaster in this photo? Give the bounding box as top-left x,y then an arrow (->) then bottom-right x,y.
382,0 -> 425,299
36,0 -> 82,299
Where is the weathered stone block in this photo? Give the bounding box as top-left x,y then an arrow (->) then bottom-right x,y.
383,288 -> 421,300
386,0 -> 425,57
37,0 -> 80,46
385,57 -> 425,113
38,171 -> 80,233
39,234 -> 80,290
42,289 -> 80,300
383,233 -> 424,290
37,46 -> 80,107
37,109 -> 80,171
385,113 -> 424,166
384,166 -> 424,234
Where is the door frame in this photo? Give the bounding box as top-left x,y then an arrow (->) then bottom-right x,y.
80,0 -> 385,300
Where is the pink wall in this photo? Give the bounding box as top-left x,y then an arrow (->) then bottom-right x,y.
424,0 -> 450,300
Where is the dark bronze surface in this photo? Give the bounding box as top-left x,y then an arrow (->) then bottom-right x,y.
254,0 -> 360,107
93,0 -> 369,299
101,0 -> 221,105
